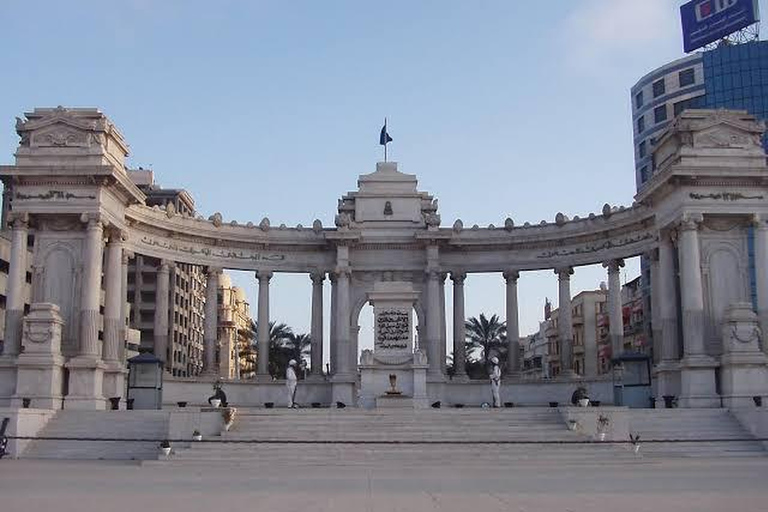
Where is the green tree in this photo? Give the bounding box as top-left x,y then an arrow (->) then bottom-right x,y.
465,313 -> 507,375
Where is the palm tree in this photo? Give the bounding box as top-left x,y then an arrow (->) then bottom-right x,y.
285,333 -> 311,367
465,313 -> 507,371
252,320 -> 295,377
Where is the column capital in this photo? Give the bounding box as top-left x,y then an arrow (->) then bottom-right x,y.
644,248 -> 659,262
255,270 -> 274,282
333,267 -> 351,279
751,213 -> 768,230
8,211 -> 29,229
679,213 -> 704,232
555,266 -> 573,280
106,227 -> 126,244
425,269 -> 442,281
602,259 -> 625,272
158,260 -> 173,273
206,266 -> 222,277
503,269 -> 520,283
328,272 -> 338,284
451,270 -> 467,285
80,212 -> 105,229
121,250 -> 134,264
310,271 -> 326,284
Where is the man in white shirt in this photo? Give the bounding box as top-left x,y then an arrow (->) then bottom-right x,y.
286,359 -> 298,408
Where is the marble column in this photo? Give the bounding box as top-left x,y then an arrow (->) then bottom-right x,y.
604,259 -> 625,358
256,270 -> 273,377
2,213 -> 28,356
677,215 -> 717,407
426,269 -> 442,378
504,270 -> 520,378
79,215 -> 105,358
102,230 -> 124,364
648,249 -> 662,364
451,271 -> 467,379
102,230 -> 127,404
334,268 -> 351,376
65,214 -> 107,409
439,272 -> 448,375
202,267 -> 219,376
655,231 -> 681,404
329,272 -> 338,375
753,215 -> 768,355
120,250 -> 133,361
556,267 -> 575,378
310,271 -> 325,376
153,261 -> 171,365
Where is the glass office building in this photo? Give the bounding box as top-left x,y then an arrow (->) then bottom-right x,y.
631,40 -> 768,190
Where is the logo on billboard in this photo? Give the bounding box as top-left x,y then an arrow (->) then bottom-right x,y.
694,0 -> 738,22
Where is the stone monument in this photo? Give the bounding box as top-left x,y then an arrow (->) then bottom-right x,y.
720,302 -> 768,407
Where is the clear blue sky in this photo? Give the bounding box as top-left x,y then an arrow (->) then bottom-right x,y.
2,1 -> 766,354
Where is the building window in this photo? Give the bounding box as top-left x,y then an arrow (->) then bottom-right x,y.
635,90 -> 643,109
637,115 -> 645,134
639,140 -> 647,158
654,105 -> 667,123
640,166 -> 649,183
679,68 -> 695,87
652,78 -> 665,98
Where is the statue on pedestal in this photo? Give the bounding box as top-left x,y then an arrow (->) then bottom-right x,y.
489,356 -> 501,408
286,359 -> 298,408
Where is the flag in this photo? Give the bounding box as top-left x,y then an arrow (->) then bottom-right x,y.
379,122 -> 393,146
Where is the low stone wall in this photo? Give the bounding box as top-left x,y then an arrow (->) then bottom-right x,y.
559,406 -> 630,442
731,406 -> 768,449
0,408 -> 56,457
162,378 -> 334,408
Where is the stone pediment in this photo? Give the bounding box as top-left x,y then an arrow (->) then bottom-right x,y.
693,124 -> 762,150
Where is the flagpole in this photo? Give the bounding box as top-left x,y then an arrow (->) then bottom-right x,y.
384,117 -> 388,162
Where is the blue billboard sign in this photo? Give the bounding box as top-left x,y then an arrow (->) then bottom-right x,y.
681,0 -> 760,52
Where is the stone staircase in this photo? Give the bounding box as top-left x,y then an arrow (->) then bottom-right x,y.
21,410 -> 169,460
169,407 -> 633,467
627,409 -> 766,458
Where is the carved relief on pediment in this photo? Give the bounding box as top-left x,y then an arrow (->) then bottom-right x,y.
693,126 -> 761,149
31,125 -> 90,148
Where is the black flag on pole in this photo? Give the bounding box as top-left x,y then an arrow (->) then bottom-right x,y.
379,122 -> 393,145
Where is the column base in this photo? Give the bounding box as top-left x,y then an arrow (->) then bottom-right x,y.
332,381 -> 355,407
14,352 -> 66,410
103,361 -> 128,408
653,360 -> 681,407
720,352 -> 768,408
64,357 -> 106,410
0,356 -> 18,407
679,355 -> 719,408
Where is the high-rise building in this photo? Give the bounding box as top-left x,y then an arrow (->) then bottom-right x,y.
126,169 -> 206,377
631,40 -> 768,189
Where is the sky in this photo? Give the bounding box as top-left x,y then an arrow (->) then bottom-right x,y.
2,1 -> 766,358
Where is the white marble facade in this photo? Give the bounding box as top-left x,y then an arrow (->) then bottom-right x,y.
0,107 -> 767,409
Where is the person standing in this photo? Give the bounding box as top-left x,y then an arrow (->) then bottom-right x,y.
489,356 -> 502,408
286,359 -> 298,408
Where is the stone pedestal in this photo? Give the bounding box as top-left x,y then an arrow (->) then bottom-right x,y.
679,355 -> 719,408
653,360 -> 681,408
0,357 -> 18,407
102,362 -> 128,409
13,304 -> 65,410
719,303 -> 768,407
359,349 -> 429,409
65,357 -> 106,410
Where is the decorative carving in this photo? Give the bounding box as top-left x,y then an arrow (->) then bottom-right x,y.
452,219 -> 463,233
360,348 -> 374,365
139,236 -> 286,262
32,126 -> 89,148
376,309 -> 410,350
413,348 -> 428,366
555,212 -> 567,226
690,192 -> 764,201
504,218 -> 514,231
255,270 -> 274,282
503,270 -> 519,283
602,259 -> 625,273
602,204 -> 612,218
15,190 -> 95,201
312,219 -> 323,234
334,212 -> 351,229
424,212 -> 441,227
165,202 -> 176,218
555,266 -> 574,279
451,271 -> 467,285
208,212 -> 223,227
537,232 -> 655,259
384,201 -> 393,216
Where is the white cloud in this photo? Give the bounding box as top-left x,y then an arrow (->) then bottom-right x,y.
560,0 -> 682,70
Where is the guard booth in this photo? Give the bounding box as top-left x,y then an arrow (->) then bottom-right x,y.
612,353 -> 652,408
127,353 -> 164,410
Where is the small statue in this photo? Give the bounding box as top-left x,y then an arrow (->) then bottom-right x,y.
489,356 -> 501,408
286,359 -> 298,408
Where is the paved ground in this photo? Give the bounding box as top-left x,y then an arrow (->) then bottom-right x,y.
1,457 -> 767,511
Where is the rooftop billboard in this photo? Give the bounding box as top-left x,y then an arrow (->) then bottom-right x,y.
681,0 -> 760,53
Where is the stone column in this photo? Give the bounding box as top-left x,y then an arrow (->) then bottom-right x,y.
79,214 -> 105,358
604,259 -> 625,358
504,270 -> 520,378
3,213 -> 28,357
439,272 -> 447,375
753,215 -> 768,354
102,230 -> 127,405
334,268 -> 351,376
329,272 -> 337,375
103,230 -> 124,363
655,231 -> 681,405
310,271 -> 325,376
426,269 -> 442,378
120,250 -> 133,361
451,271 -> 467,379
153,260 -> 171,364
556,267 -> 575,378
256,270 -> 273,377
648,249 -> 662,364
65,214 -> 107,409
202,267 -> 219,376
677,215 -> 717,407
